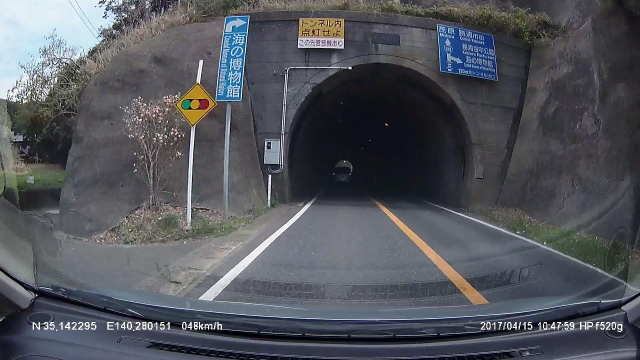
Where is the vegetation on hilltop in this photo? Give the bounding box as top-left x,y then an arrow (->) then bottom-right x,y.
85,0 -> 556,110
7,0 -> 557,168
228,0 -> 558,43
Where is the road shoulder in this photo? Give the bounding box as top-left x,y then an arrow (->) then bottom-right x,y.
136,202 -> 307,298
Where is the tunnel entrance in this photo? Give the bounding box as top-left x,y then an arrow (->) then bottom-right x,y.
289,63 -> 469,206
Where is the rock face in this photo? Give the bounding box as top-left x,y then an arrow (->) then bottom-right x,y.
58,20 -> 266,237
0,99 -> 18,205
406,0 -> 640,246
499,2 -> 640,247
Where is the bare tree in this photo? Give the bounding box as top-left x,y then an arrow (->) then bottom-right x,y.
7,31 -> 91,164
7,31 -> 90,120
122,95 -> 186,208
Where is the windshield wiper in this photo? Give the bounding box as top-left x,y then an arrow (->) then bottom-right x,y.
37,286 -> 146,318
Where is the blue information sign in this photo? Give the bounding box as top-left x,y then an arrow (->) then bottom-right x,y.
216,16 -> 250,102
437,24 -> 498,81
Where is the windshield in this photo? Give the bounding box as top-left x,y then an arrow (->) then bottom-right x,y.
1,0 -> 639,330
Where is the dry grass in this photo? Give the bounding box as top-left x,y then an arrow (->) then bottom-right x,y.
90,204 -> 265,245
229,0 -> 557,43
86,8 -> 193,77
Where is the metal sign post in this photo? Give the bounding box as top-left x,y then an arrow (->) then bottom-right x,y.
176,61 -> 216,230
186,60 -> 204,229
223,104 -> 231,216
216,15 -> 250,218
267,174 -> 272,208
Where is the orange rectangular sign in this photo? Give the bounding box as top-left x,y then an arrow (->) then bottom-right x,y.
298,18 -> 345,49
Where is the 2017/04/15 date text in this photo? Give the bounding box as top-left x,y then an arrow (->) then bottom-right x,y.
480,321 -> 624,333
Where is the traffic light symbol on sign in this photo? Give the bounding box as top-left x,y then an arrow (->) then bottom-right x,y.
181,99 -> 211,111
176,83 -> 217,127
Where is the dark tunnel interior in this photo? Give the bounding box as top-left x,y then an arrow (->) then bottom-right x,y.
289,63 -> 469,206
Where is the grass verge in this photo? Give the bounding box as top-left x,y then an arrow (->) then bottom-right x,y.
4,165 -> 66,192
472,207 -> 630,277
91,205 -> 267,245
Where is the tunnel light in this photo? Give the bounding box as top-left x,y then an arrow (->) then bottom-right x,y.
384,122 -> 390,127
181,99 -> 210,110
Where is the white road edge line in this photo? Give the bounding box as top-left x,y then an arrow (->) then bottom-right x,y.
424,200 -> 638,291
199,195 -> 319,301
213,300 -> 305,310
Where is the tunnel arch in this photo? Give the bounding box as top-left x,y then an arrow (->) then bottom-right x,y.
287,62 -> 472,207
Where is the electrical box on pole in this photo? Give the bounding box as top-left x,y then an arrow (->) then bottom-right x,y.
263,139 -> 281,165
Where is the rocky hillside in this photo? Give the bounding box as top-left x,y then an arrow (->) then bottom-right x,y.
58,20 -> 266,236
407,0 -> 639,247
499,1 -> 640,248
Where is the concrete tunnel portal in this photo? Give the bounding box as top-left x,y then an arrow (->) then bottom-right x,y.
288,63 -> 470,206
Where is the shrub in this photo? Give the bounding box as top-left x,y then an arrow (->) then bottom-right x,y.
157,213 -> 181,231
121,95 -> 186,208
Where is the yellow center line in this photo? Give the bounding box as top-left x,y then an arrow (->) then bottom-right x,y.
371,198 -> 489,305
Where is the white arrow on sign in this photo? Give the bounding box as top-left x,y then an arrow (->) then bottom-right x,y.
225,18 -> 247,32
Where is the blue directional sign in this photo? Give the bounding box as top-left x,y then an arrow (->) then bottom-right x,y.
437,24 -> 498,81
216,16 -> 250,102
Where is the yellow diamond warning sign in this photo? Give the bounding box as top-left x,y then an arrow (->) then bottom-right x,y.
176,83 -> 217,127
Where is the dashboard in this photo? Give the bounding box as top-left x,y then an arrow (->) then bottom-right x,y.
0,296 -> 638,360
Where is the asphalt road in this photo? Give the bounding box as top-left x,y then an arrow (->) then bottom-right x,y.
191,185 -> 631,309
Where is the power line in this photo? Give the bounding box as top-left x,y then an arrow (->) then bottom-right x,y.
72,0 -> 100,35
67,0 -> 97,38
66,0 -> 98,39
69,0 -> 98,37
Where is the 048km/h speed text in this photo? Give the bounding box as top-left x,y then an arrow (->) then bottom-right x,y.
106,321 -> 223,331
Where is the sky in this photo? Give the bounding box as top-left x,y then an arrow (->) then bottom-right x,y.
0,0 -> 112,97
